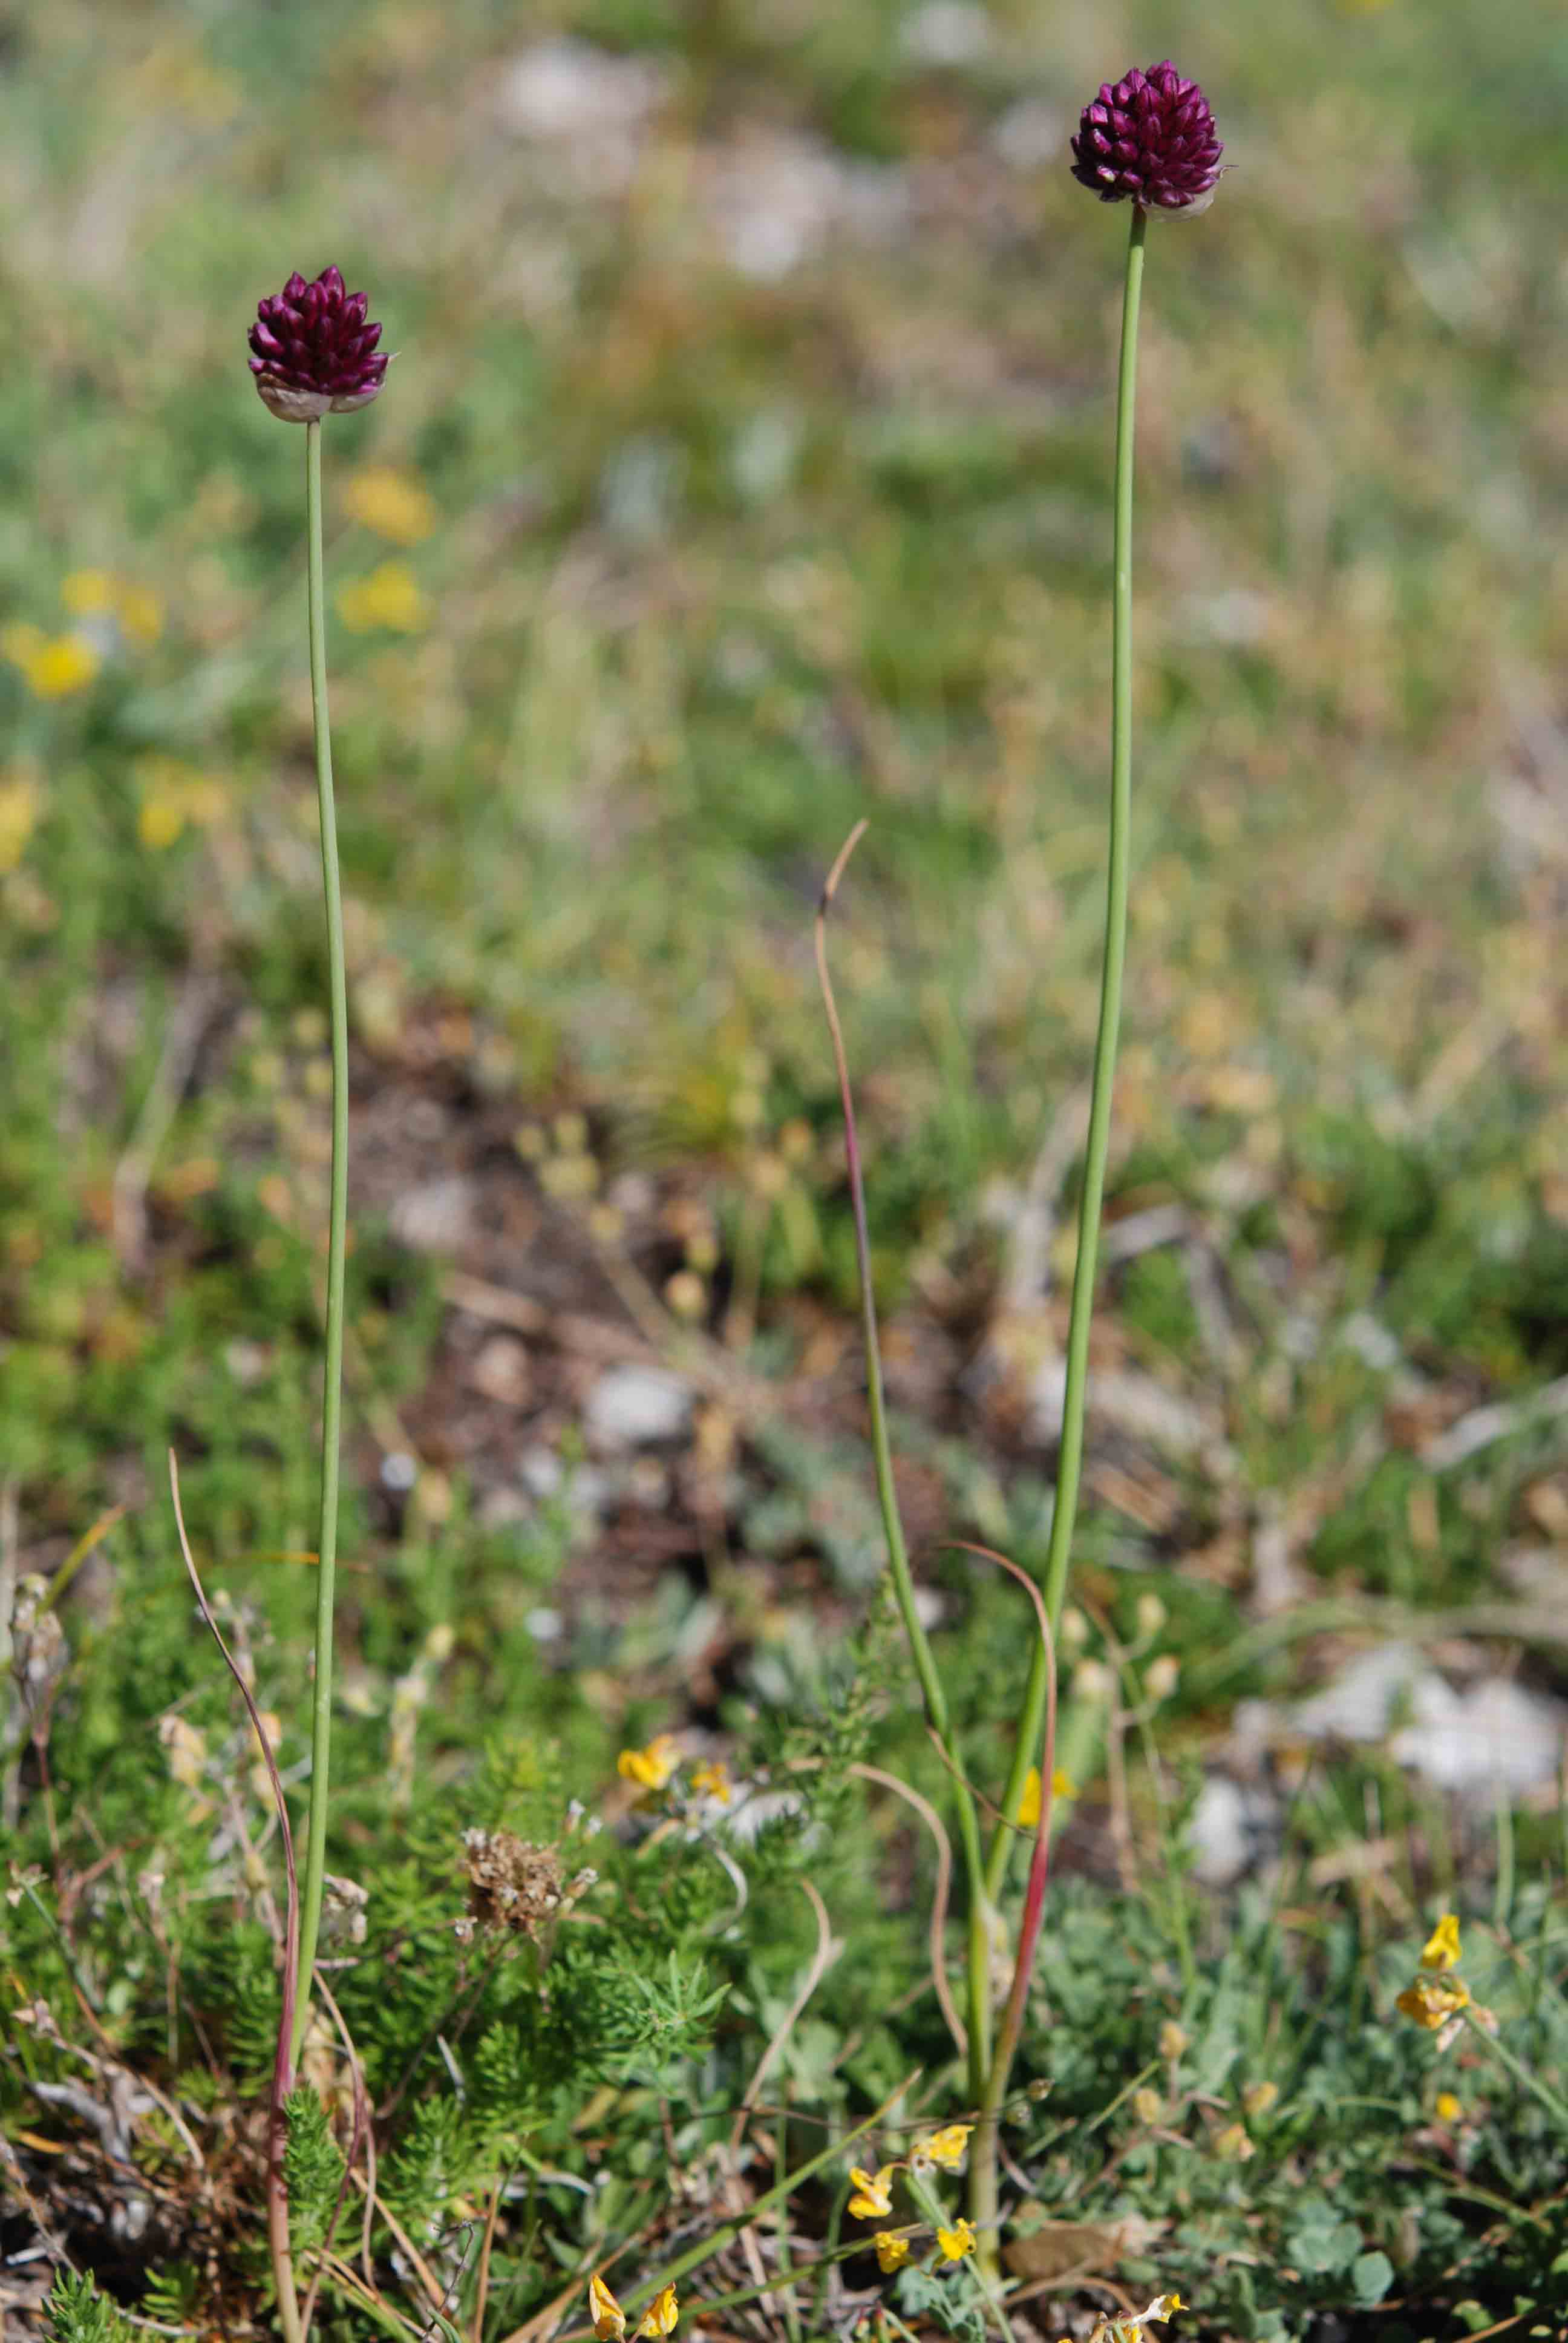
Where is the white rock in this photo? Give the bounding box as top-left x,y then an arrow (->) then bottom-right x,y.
497,38 -> 668,141
495,38 -> 670,195
708,133 -> 906,283
1186,1775 -> 1279,1886
1391,1677 -> 1567,1797
520,1446 -> 563,1498
1289,1642 -> 1453,1745
390,1174 -> 476,1254
584,1365 -> 694,1449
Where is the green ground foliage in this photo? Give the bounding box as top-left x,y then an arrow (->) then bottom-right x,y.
6,0 -> 1568,2337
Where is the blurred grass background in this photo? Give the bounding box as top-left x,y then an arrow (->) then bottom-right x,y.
2,0 -> 1567,1696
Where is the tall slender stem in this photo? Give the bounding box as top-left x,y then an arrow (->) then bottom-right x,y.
292,416 -> 350,2064
815,830 -> 993,2102
987,206 -> 1146,1902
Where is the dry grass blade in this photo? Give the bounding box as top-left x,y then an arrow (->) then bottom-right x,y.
849,1763 -> 965,2060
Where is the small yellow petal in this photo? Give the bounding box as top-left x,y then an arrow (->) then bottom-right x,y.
919,2124 -> 972,2172
690,1759 -> 732,1804
874,2232 -> 909,2275
635,2283 -> 678,2338
336,561 -> 429,635
936,2218 -> 975,2263
1397,1975 -> 1469,2030
22,637 -> 100,699
1420,1913 -> 1462,1972
139,795 -> 186,851
847,2164 -> 895,2220
1435,2090 -> 1462,2122
1016,1766 -> 1076,1827
588,2273 -> 626,2342
616,1734 -> 681,1793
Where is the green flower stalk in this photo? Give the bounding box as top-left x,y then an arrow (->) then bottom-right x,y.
989,71 -> 1221,1889
249,266 -> 388,2066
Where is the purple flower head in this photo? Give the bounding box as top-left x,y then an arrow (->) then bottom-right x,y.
248,265 -> 389,422
1070,62 -> 1223,214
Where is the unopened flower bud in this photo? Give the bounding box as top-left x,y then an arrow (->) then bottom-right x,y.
249,266 -> 389,422
1071,62 -> 1224,216
1145,1654 -> 1180,1702
1135,1591 -> 1167,1639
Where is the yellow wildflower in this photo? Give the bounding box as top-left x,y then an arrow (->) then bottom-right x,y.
690,1759 -> 732,1804
917,2123 -> 973,2174
1421,1913 -> 1462,1972
1088,2305 -> 1186,2343
873,2233 -> 909,2275
1212,2122 -> 1255,2161
336,562 -> 429,635
848,2164 -> 895,2220
1436,2091 -> 1462,2122
1158,2020 -> 1189,2060
59,572 -> 163,647
0,770 -> 40,873
134,753 -> 228,850
344,467 -> 439,547
1241,2080 -> 1278,2117
616,1734 -> 680,1794
635,2284 -> 678,2338
139,794 -> 186,850
1132,2086 -> 1164,2125
4,629 -> 100,699
588,2274 -> 626,2341
1017,1766 -> 1078,1827
1397,1975 -> 1469,2030
936,2218 -> 976,2263
61,569 -> 116,617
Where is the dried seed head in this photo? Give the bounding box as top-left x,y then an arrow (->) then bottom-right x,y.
460,1829 -> 564,1940
248,265 -> 389,422
1071,62 -> 1223,215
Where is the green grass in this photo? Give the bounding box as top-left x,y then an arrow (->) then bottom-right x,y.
6,1 -> 1568,2336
